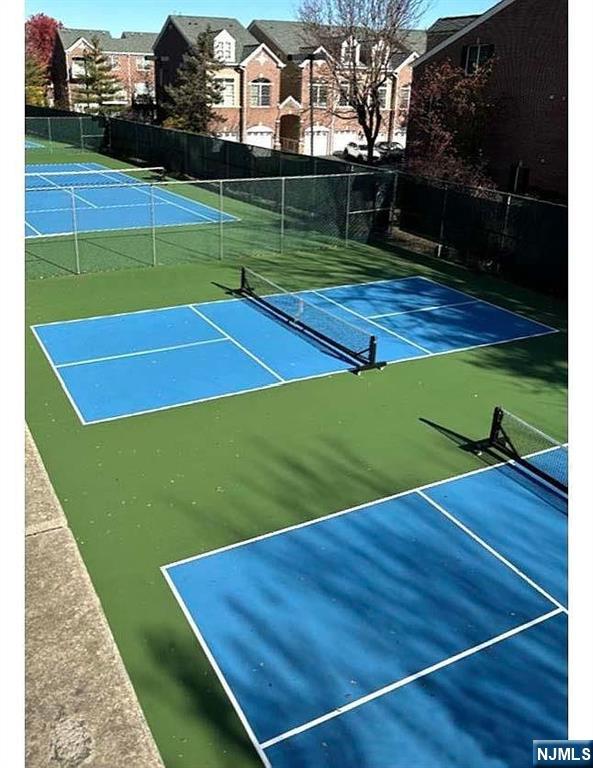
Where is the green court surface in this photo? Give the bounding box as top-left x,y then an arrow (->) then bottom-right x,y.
26,146 -> 567,768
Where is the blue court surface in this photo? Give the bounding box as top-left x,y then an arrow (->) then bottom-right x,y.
25,162 -> 237,238
32,276 -> 557,425
163,448 -> 568,768
25,139 -> 43,150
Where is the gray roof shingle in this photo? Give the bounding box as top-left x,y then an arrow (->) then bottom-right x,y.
249,20 -> 426,60
58,27 -> 157,53
167,16 -> 260,62
426,15 -> 480,34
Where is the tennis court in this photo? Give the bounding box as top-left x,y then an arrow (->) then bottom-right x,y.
163,435 -> 567,768
32,272 -> 557,425
25,139 -> 44,150
25,161 -> 237,238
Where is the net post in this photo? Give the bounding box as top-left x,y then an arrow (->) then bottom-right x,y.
149,184 -> 157,267
47,117 -> 53,153
79,116 -> 84,150
345,173 -> 352,244
219,180 -> 224,261
489,406 -> 504,445
70,187 -> 81,275
369,335 -> 377,367
280,176 -> 286,254
436,182 -> 449,258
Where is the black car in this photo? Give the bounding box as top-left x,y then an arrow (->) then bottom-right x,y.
376,141 -> 404,163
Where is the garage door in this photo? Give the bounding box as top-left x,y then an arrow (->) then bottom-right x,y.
246,126 -> 274,149
304,127 -> 329,156
332,130 -> 359,153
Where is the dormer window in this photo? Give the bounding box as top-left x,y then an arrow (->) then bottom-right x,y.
372,39 -> 390,66
341,37 -> 359,65
214,30 -> 236,63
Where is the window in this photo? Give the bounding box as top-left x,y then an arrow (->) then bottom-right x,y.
134,82 -> 154,97
463,43 -> 494,74
312,80 -> 328,107
70,57 -> 86,79
341,37 -> 359,65
136,56 -> 152,72
338,82 -> 351,107
398,84 -> 411,111
215,78 -> 236,107
213,31 -> 235,63
377,84 -> 388,109
250,78 -> 271,107
108,55 -> 120,70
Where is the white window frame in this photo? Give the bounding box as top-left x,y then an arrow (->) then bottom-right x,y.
464,43 -> 494,75
377,83 -> 388,109
215,77 -> 236,107
108,54 -> 120,70
213,30 -> 236,63
70,57 -> 86,79
250,78 -> 272,107
398,84 -> 411,111
341,37 -> 359,65
136,55 -> 152,72
312,80 -> 328,108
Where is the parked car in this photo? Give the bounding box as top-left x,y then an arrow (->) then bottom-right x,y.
376,141 -> 404,163
343,142 -> 381,162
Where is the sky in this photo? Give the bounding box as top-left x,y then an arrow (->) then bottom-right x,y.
24,0 -> 497,35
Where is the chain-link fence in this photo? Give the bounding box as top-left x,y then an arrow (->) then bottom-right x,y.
107,118 -> 363,180
25,171 -> 395,278
25,115 -> 107,153
393,172 -> 567,295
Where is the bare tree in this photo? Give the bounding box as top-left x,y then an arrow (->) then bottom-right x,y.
298,0 -> 428,162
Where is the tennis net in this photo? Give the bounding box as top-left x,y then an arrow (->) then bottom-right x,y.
489,406 -> 567,491
239,267 -> 380,369
25,166 -> 165,190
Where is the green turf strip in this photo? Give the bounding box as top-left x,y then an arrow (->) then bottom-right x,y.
26,201 -> 567,768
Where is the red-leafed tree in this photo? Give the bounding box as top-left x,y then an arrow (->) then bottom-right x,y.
25,13 -> 62,69
405,58 -> 496,187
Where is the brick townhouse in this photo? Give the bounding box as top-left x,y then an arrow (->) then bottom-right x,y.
408,0 -> 567,200
153,16 -> 285,148
248,20 -> 426,155
51,28 -> 157,111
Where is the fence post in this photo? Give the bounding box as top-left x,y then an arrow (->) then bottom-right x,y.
280,176 -> 286,254
219,180 -> 224,261
79,116 -> 84,150
150,184 -> 157,267
345,173 -> 352,244
437,183 -> 449,258
70,187 -> 81,275
501,193 -> 512,252
47,117 -> 52,151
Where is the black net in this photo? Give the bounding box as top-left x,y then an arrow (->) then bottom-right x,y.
25,166 -> 165,190
489,406 -> 567,491
240,267 -> 378,368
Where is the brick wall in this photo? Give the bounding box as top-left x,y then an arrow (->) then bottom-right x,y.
409,0 -> 567,199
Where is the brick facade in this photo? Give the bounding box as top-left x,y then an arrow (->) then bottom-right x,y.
409,0 -> 567,200
52,29 -> 156,112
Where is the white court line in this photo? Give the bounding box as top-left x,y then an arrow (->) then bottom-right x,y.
368,299 -> 478,319
188,305 -> 285,382
29,173 -> 99,209
56,336 -> 227,369
29,325 -> 89,425
311,290 -> 433,355
26,199 -> 219,215
163,443 -> 567,570
417,490 -> 567,613
260,608 -> 563,750
25,219 -> 43,236
24,216 -> 228,240
78,162 -> 238,224
418,276 -> 558,332
161,568 -> 272,768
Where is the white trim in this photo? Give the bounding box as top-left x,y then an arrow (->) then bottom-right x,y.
297,46 -> 332,68
188,306 -> 285,382
417,490 -> 567,612
163,443 -> 567,570
240,42 -> 285,69
312,289 -> 433,354
279,95 -> 301,109
393,51 -> 418,75
161,568 -> 272,768
413,0 -> 517,68
56,337 -> 227,369
261,608 -> 563,749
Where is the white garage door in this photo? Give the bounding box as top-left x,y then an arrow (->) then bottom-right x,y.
246,126 -> 274,149
304,127 -> 329,156
332,130 -> 359,153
